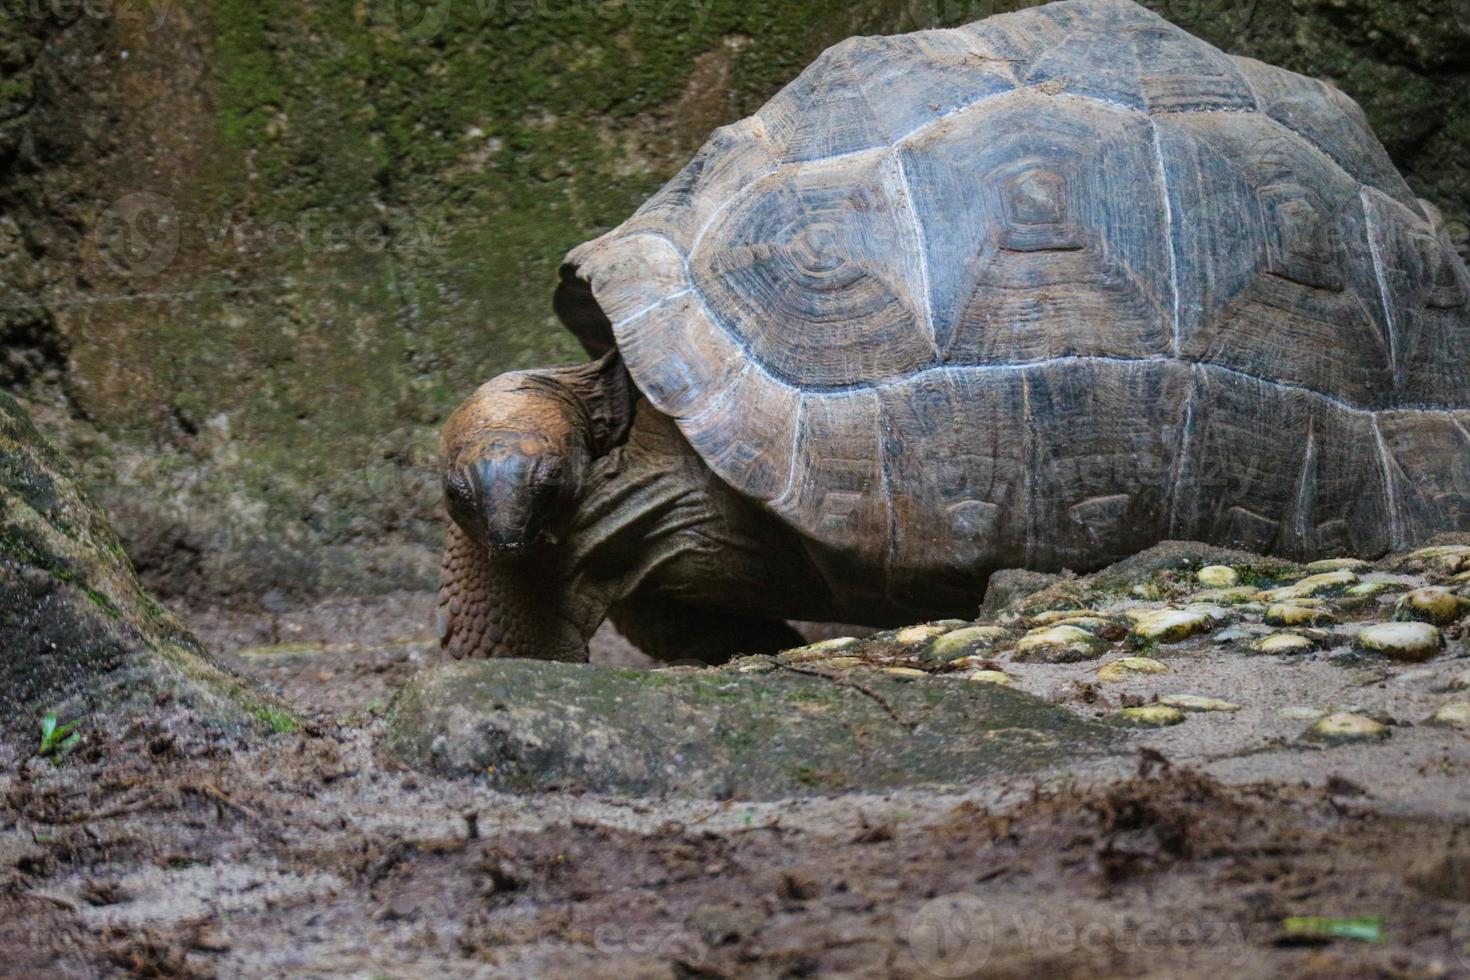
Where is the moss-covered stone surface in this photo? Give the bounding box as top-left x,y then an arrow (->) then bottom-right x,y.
2,0 -> 1466,599
386,658 -> 1116,798
0,392 -> 291,745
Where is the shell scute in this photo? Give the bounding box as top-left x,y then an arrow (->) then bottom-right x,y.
901,92 -> 1172,364
759,32 -> 1017,165
879,369 -> 1028,608
1154,111 -> 1393,406
681,365 -> 800,505
1232,56 -> 1420,214
692,151 -> 935,387
1025,359 -> 1190,570
1172,367 -> 1391,559
613,291 -> 743,420
776,390 -> 888,560
1360,188 -> 1470,405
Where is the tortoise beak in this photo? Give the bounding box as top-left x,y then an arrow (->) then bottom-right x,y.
471,456 -> 550,556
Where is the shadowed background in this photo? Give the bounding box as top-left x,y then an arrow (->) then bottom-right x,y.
1,0 -> 1466,607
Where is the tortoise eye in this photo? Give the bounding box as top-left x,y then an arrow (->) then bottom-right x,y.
444,469 -> 474,505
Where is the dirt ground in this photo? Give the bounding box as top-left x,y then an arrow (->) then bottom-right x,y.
3,594 -> 1470,978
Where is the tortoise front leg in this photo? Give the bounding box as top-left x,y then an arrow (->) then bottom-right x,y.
609,594 -> 806,666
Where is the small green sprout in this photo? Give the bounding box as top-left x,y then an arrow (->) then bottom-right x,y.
38,714 -> 83,759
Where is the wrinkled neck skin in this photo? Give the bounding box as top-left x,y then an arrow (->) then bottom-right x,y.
440,519 -> 606,662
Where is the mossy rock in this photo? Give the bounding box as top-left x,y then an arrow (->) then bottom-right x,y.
386,660 -> 1119,799
1092,541 -> 1300,594
0,394 -> 292,745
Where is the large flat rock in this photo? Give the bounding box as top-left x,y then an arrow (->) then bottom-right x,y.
386,660 -> 1118,799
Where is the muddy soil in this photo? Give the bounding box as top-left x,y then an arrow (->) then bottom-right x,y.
2,595 -> 1469,978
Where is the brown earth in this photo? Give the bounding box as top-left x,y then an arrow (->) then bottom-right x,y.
3,590 -> 1470,979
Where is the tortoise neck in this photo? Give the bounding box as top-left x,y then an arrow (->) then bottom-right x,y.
438,522 -> 604,662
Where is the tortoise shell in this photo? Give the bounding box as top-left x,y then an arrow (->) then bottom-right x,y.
556,0 -> 1470,603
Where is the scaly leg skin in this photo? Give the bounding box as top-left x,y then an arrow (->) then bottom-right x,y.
437,522 -> 595,662
609,594 -> 806,666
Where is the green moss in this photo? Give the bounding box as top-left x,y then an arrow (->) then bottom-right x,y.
252,705 -> 299,734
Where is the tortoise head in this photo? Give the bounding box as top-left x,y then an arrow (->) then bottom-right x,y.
441,372 -> 593,557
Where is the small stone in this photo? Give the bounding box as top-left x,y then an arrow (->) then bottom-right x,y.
895,625 -> 948,645
1129,609 -> 1215,645
1304,712 -> 1390,745
1049,616 -> 1116,633
1213,626 -> 1261,645
964,670 -> 1016,686
1394,545 -> 1470,577
1451,671 -> 1470,692
821,657 -> 865,670
1098,657 -> 1171,683
1014,625 -> 1110,664
1354,622 -> 1445,663
1431,703 -> 1470,729
1260,570 -> 1359,602
735,657 -> 778,674
1196,565 -> 1240,588
1279,706 -> 1328,722
1107,706 -> 1186,729
781,638 -> 859,663
1394,588 -> 1470,626
1184,603 -> 1232,623
1190,587 -> 1259,605
881,667 -> 930,680
1160,694 -> 1242,713
1306,558 -> 1371,573
1265,604 -> 1338,628
1337,580 -> 1406,609
926,626 -> 1012,662
1250,632 -> 1317,655
1029,609 -> 1098,627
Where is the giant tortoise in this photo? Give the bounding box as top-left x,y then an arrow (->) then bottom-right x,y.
438,0 -> 1470,664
